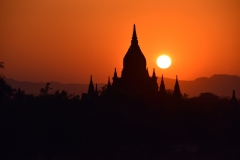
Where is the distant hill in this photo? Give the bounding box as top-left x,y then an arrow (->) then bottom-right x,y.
163,74 -> 240,98
5,79 -> 106,96
5,74 -> 240,98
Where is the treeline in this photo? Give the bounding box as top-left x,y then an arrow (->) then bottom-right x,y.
1,77 -> 240,159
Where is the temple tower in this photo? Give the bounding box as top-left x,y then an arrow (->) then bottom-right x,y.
173,75 -> 182,99
159,75 -> 166,97
87,75 -> 94,96
112,25 -> 158,96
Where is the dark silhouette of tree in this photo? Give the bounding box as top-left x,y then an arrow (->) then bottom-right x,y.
13,88 -> 26,103
0,62 -> 13,103
1,78 -> 240,159
39,82 -> 52,96
0,62 -> 5,78
198,92 -> 219,102
59,90 -> 68,99
0,78 -> 13,103
0,62 -> 4,69
182,93 -> 189,100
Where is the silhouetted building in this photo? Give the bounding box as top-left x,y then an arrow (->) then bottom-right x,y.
87,75 -> 94,94
87,75 -> 98,98
230,90 -> 239,107
86,25 -> 182,98
159,75 -> 166,97
173,75 -> 182,99
112,25 -> 158,96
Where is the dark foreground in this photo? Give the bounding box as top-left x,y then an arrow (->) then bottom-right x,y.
1,80 -> 240,159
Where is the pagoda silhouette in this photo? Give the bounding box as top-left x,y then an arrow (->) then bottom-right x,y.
87,25 -> 181,98
111,24 -> 158,96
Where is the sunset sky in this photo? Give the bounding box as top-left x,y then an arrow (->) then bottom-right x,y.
1,0 -> 240,83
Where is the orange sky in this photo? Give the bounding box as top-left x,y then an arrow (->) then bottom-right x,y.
1,0 -> 240,83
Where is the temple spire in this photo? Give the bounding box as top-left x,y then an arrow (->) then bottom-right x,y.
114,68 -> 117,78
159,74 -> 166,96
88,75 -> 94,96
131,24 -> 138,44
173,75 -> 181,99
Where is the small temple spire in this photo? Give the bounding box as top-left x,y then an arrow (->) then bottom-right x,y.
159,74 -> 166,96
131,24 -> 138,44
175,75 -> 180,88
173,75 -> 181,99
88,75 -> 94,96
114,68 -> 117,78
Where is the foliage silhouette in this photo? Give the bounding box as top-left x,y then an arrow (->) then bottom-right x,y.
1,79 -> 240,159
39,82 -> 52,96
0,61 -> 4,69
0,61 -> 5,79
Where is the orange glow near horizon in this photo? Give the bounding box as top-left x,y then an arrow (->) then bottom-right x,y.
1,0 -> 240,83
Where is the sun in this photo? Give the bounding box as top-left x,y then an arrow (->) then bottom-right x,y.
156,55 -> 171,69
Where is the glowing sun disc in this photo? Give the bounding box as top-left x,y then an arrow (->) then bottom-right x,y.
157,55 -> 171,69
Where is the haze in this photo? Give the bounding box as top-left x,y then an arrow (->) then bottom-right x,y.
1,0 -> 240,83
